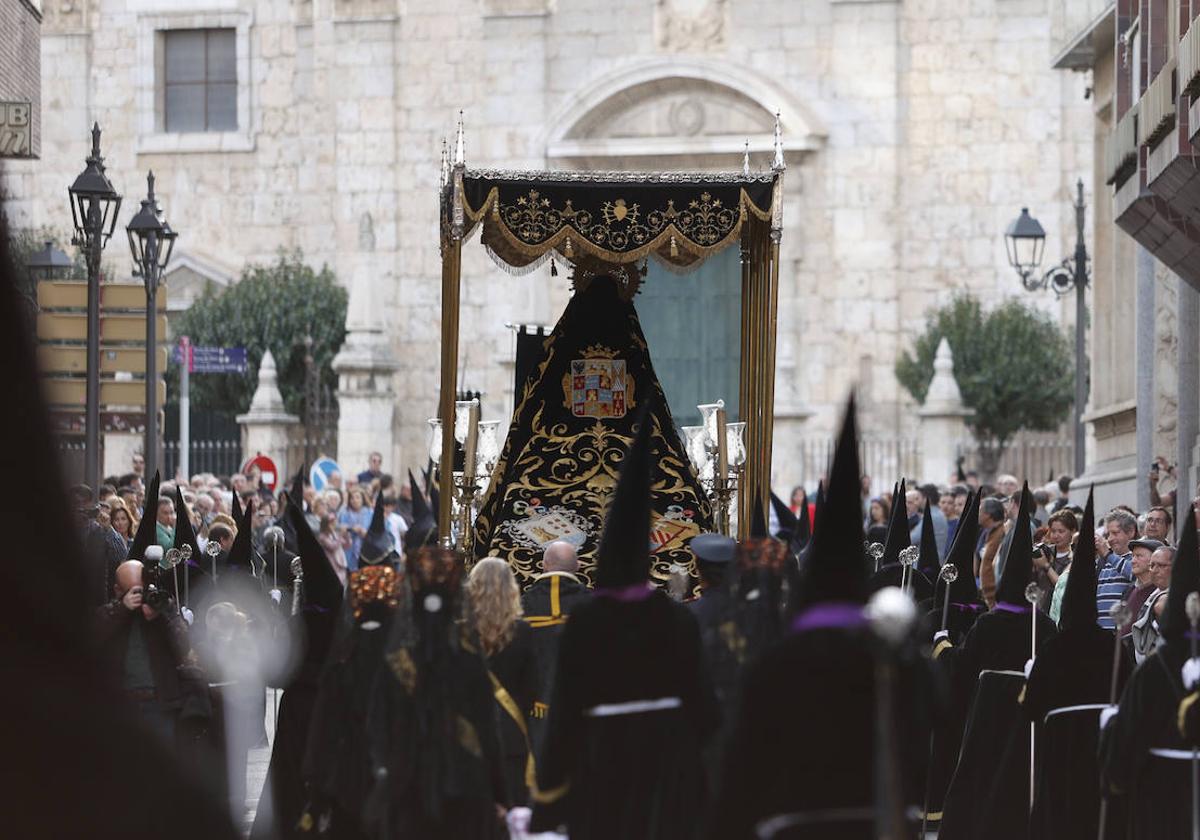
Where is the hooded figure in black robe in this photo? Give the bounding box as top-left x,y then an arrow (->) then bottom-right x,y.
1023,489 -> 1131,840
403,470 -> 438,555
301,493 -> 403,838
769,491 -> 804,558
937,482 -> 1058,840
918,488 -> 985,830
249,497 -> 343,840
364,545 -> 508,839
174,486 -> 207,614
530,399 -> 719,839
868,478 -> 933,602
0,212 -> 239,838
1099,502 -> 1200,840
709,397 -> 935,840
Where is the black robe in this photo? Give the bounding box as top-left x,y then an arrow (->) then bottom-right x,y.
918,600 -> 986,827
937,608 -> 1057,840
530,590 -> 719,840
1022,626 -> 1131,840
302,612 -> 395,839
708,621 -> 936,840
484,621 -> 539,807
1100,646 -> 1194,840
520,573 -> 590,755
249,608 -> 340,840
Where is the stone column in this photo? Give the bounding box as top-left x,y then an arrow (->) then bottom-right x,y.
1136,246 -> 1156,511
917,338 -> 973,485
236,349 -> 299,483
333,266 -> 397,478
1180,274 -> 1200,501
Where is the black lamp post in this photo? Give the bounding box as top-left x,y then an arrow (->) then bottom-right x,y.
126,171 -> 177,483
25,240 -> 73,309
68,123 -> 122,495
1004,179 -> 1090,477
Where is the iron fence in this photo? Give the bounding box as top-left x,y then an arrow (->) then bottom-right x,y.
791,437 -> 924,490
163,439 -> 243,479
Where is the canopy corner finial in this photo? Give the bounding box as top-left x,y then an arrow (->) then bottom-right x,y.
439,137 -> 449,188
742,139 -> 750,177
454,110 -> 466,168
772,110 -> 785,171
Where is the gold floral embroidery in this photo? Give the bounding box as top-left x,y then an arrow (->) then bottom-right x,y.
385,648 -> 417,694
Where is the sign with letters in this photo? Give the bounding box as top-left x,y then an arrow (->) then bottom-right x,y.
0,102 -> 32,158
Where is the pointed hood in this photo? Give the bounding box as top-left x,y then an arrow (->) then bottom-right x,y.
127,470 -> 160,562
1163,502 -> 1200,642
358,492 -> 395,565
231,491 -> 243,526
173,486 -> 200,558
769,491 -> 798,544
813,480 -> 826,531
1059,488 -> 1098,631
795,396 -> 867,608
404,469 -> 437,553
995,482 -> 1035,606
940,490 -> 981,605
286,496 -> 343,612
795,489 -> 812,548
750,495 -> 769,539
228,497 -> 253,572
917,501 -> 939,576
290,466 -> 305,511
882,478 -> 911,567
593,400 -> 654,589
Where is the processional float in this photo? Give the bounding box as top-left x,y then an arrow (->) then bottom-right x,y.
434,114 -> 785,583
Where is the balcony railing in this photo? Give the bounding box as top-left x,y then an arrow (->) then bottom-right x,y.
1106,105 -> 1139,186
1142,57 -> 1178,147
1182,19 -> 1200,97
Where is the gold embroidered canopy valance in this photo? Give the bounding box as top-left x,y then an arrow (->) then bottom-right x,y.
435,116 -> 785,543
445,169 -> 780,272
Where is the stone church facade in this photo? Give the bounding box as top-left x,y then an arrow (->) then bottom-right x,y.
4,0 -> 1096,488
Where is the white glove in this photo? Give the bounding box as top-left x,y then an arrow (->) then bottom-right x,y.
507,807 -> 532,837
1023,657 -> 1035,679
180,606 -> 194,626
933,629 -> 950,644
1099,705 -> 1119,731
269,588 -> 282,605
1183,658 -> 1200,691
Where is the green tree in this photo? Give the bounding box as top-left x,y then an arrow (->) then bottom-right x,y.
167,250 -> 347,416
895,293 -> 1074,476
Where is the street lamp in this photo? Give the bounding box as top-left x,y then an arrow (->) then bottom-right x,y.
1004,179 -> 1090,476
68,123 -> 122,495
126,170 -> 177,483
25,240 -> 73,310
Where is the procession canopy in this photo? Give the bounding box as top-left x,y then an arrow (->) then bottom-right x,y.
473,272 -> 714,587
449,169 -> 779,272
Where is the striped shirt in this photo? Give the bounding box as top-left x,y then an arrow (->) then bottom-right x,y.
1096,552 -> 1133,630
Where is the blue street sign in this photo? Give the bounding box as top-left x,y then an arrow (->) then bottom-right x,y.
172,345 -> 248,374
310,457 -> 342,493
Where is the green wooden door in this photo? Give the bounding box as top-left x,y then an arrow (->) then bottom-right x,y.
635,247 -> 741,427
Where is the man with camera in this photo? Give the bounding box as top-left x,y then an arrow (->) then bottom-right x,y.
96,557 -> 211,746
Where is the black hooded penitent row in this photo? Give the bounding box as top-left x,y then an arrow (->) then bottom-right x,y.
403,469 -> 438,554
882,478 -> 911,568
994,481 -> 1035,607
173,486 -> 200,558
358,492 -> 395,565
1057,488 -> 1098,632
593,399 -> 655,590
127,468 -> 161,562
794,396 -> 866,609
917,501 -> 939,576
938,489 -> 981,607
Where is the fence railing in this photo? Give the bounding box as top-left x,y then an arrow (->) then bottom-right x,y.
791,437 -> 924,490
163,439 -> 243,479
968,433 -> 1075,486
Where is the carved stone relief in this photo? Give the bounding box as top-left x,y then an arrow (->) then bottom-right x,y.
655,0 -> 728,53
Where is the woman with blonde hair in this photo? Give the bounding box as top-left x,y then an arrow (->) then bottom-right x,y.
107,497 -> 136,548
467,557 -> 538,807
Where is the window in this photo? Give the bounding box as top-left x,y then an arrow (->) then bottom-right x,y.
163,29 -> 236,133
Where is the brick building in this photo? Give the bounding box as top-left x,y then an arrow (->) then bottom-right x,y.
0,0 -> 42,159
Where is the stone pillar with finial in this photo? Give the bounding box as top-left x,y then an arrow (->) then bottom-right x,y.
237,349 -> 299,483
917,337 -> 973,484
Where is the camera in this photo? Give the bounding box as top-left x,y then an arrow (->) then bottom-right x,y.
1033,542 -> 1054,560
143,583 -> 171,611
1150,461 -> 1160,473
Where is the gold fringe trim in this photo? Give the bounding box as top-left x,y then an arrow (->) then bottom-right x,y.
932,639 -> 952,659
1179,691 -> 1200,738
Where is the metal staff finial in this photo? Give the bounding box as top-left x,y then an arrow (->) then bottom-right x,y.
453,110 -> 465,167
772,110 -> 785,171
939,562 -> 959,631
742,139 -> 750,177
439,137 -> 450,189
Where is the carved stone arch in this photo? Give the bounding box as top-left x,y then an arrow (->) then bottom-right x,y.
543,57 -> 825,169
162,252 -> 236,313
